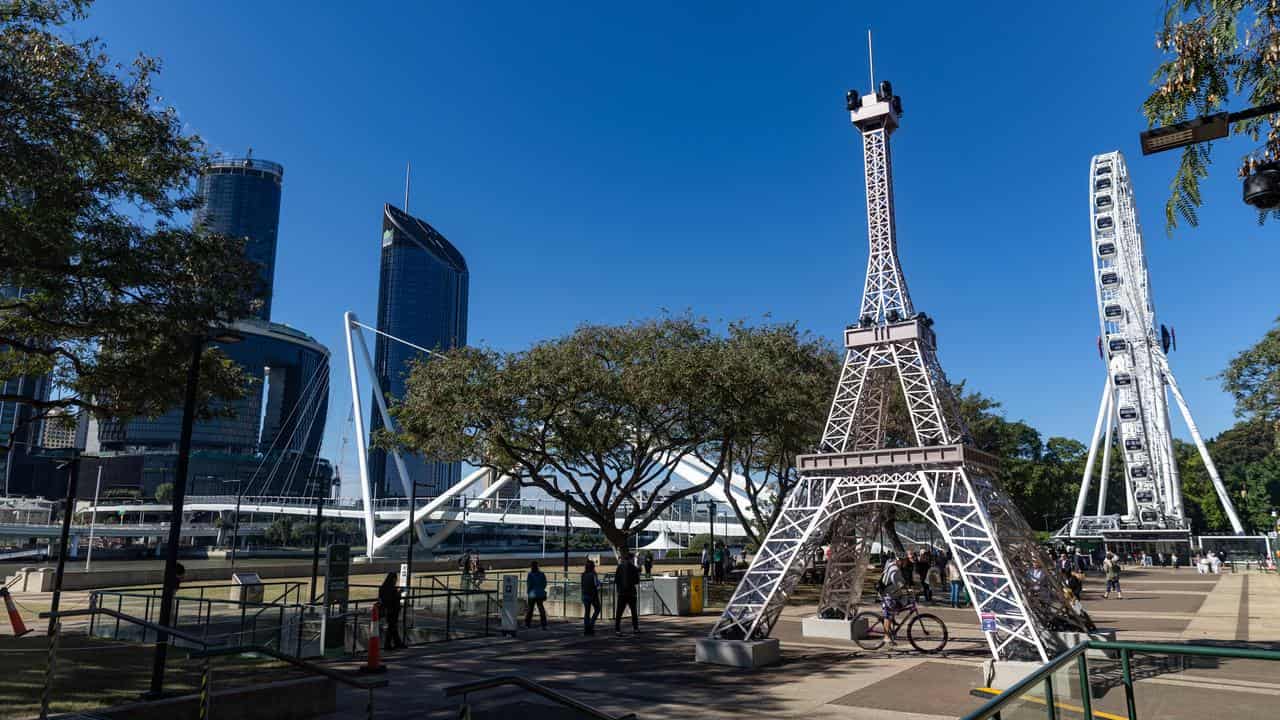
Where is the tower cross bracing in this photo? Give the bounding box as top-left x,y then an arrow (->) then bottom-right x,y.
709,83 -> 1088,663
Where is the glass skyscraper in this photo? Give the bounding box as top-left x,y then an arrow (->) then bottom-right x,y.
0,285 -> 52,496
195,157 -> 283,320
89,156 -> 332,500
369,204 -> 469,499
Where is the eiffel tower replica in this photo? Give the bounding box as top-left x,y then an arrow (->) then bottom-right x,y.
706,80 -> 1088,664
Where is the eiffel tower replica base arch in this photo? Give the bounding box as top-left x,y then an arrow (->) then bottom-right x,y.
699,82 -> 1089,667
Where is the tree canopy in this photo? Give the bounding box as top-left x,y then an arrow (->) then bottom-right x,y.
389,316 -> 751,553
717,322 -> 838,548
1220,317 -> 1280,427
0,0 -> 259,447
1144,0 -> 1280,230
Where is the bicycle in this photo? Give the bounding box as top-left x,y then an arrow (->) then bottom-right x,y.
852,595 -> 949,653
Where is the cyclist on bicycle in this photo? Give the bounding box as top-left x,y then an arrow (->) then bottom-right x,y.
876,555 -> 910,645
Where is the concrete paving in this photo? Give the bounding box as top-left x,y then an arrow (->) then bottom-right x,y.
311,567 -> 1279,720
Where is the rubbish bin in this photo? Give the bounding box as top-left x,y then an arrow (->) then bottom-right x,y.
651,575 -> 692,615
230,572 -> 264,603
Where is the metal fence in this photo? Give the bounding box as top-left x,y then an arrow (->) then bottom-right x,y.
88,582 -> 309,655
344,585 -> 498,653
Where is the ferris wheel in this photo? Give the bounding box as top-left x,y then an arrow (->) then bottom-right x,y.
1067,151 -> 1244,538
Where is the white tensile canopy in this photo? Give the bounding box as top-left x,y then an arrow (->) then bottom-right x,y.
639,531 -> 686,558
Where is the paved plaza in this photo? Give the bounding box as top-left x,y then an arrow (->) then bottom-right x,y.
312,567 -> 1280,719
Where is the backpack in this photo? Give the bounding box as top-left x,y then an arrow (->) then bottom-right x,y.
874,577 -> 887,593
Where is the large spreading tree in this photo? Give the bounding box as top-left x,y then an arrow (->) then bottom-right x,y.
712,322 -> 837,549
387,316 -> 818,554
1144,0 -> 1280,230
1,0 -> 259,449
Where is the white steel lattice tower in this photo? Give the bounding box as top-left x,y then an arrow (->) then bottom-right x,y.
708,82 -> 1089,663
1067,152 -> 1243,539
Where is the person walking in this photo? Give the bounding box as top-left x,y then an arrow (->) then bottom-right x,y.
700,546 -> 710,578
581,559 -> 602,635
915,550 -> 934,603
712,543 -> 724,583
614,550 -> 641,635
378,572 -> 405,650
643,551 -> 654,576
1102,552 -> 1123,599
903,550 -> 916,588
946,555 -> 963,608
525,561 -> 548,629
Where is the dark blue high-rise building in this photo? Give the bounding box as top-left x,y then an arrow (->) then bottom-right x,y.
91,156 -> 333,500
195,157 -> 283,320
369,204 -> 468,499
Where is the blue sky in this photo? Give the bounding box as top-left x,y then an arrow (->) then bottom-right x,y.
79,2 -> 1279,495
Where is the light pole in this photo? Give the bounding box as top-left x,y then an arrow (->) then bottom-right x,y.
48,452 -> 80,634
220,472 -> 245,570
697,499 -> 717,581
1140,100 -> 1280,210
309,471 -> 326,605
149,328 -> 241,698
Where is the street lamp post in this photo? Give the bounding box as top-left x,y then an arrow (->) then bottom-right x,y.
221,473 -> 245,571
148,329 -> 240,697
48,453 -> 80,635
697,499 -> 717,582
309,473 -> 326,605
1140,100 -> 1280,210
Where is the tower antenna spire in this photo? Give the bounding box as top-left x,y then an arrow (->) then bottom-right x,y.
867,27 -> 875,90
404,161 -> 411,213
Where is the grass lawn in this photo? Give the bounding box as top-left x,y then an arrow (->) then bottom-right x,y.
0,633 -> 304,719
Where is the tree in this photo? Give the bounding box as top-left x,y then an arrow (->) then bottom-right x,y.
1220,318 -> 1280,430
153,482 -> 173,503
1143,1 -> 1280,230
718,322 -> 839,548
388,316 -> 747,554
0,0 -> 259,450
265,517 -> 293,546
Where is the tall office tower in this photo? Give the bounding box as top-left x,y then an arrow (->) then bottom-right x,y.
369,204 -> 469,499
195,156 -> 284,320
0,285 -> 52,496
94,156 -> 333,499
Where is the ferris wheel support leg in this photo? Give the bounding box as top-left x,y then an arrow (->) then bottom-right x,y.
1096,395 -> 1115,517
1164,366 -> 1245,534
1072,378 -> 1111,536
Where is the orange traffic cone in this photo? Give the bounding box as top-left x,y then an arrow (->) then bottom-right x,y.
1,588 -> 30,637
359,602 -> 386,674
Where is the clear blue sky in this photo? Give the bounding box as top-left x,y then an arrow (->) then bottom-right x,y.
79,2 -> 1278,495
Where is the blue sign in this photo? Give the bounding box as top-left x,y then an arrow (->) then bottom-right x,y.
980,612 -> 997,633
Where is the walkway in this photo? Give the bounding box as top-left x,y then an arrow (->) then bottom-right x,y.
318,567 -> 1280,719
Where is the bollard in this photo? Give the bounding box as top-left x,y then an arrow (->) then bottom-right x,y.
1,588 -> 31,637
359,603 -> 386,674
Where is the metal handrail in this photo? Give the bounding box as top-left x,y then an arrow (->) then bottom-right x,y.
444,675 -> 635,720
42,607 -> 211,648
189,644 -> 387,691
961,639 -> 1280,720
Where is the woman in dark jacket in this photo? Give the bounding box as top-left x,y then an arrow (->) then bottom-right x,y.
581,559 -> 602,635
378,572 -> 405,650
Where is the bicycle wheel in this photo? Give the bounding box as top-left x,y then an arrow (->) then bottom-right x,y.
852,611 -> 887,651
906,612 -> 949,653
